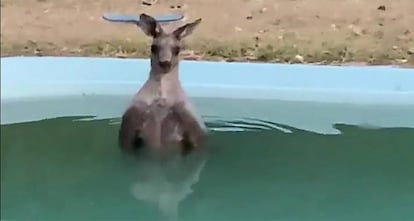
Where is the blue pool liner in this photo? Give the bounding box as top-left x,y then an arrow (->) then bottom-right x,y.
1,57 -> 413,105
1,57 -> 413,131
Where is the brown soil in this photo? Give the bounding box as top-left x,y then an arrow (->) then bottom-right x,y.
1,0 -> 414,65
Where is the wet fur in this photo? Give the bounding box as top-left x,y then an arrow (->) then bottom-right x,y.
118,14 -> 206,155
119,99 -> 206,154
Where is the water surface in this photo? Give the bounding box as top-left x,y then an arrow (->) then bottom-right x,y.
1,96 -> 414,220
2,114 -> 414,220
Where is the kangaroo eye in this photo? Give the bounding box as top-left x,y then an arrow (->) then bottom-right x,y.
172,46 -> 180,55
151,45 -> 159,53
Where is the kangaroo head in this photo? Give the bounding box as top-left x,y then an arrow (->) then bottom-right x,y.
138,13 -> 202,74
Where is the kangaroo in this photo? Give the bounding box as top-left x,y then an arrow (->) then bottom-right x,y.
118,13 -> 207,156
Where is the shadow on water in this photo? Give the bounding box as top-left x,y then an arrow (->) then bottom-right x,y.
1,116 -> 414,220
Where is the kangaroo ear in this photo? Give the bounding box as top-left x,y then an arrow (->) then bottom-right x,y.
173,18 -> 202,40
138,13 -> 164,37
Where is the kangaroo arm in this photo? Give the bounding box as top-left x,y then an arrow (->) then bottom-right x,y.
118,102 -> 148,150
173,101 -> 208,148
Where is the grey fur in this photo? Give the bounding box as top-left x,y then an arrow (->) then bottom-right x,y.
119,13 -> 207,155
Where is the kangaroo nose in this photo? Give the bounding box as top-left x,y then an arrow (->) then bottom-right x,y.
159,61 -> 171,69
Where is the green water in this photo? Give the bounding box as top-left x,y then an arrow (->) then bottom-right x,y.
2,115 -> 414,220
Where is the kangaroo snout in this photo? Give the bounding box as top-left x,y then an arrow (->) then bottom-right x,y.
159,61 -> 171,70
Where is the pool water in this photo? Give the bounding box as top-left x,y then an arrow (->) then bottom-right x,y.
1,96 -> 414,221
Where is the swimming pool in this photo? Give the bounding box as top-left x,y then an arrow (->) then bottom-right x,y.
1,57 -> 414,220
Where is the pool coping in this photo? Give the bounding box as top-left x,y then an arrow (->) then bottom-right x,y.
1,56 -> 414,105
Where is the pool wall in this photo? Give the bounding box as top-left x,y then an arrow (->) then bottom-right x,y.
1,57 -> 414,132
2,57 -> 414,104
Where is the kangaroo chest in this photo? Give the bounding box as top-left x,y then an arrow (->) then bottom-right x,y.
132,77 -> 193,148
148,98 -> 173,122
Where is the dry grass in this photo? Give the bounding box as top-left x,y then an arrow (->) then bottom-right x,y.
2,37 -> 413,66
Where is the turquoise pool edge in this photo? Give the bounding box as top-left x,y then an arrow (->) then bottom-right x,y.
1,56 -> 414,132
1,56 -> 414,104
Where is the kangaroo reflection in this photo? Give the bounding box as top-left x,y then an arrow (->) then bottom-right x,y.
129,150 -> 207,220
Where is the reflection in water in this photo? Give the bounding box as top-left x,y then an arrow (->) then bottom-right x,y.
125,117 -> 282,220
129,151 -> 207,220
127,117 -> 293,220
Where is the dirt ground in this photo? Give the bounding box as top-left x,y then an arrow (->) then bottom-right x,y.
1,0 -> 414,65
